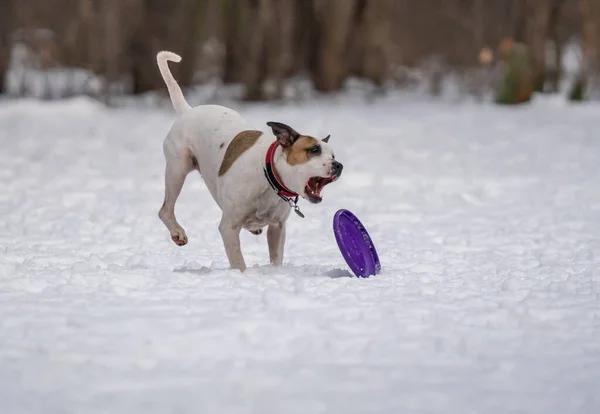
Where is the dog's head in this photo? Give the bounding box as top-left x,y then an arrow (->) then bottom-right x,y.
267,121 -> 343,204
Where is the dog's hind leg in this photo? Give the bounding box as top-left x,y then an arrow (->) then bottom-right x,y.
159,151 -> 194,246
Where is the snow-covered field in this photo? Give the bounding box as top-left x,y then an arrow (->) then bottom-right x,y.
1,93 -> 599,414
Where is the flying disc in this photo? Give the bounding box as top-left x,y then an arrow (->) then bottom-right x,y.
333,209 -> 381,278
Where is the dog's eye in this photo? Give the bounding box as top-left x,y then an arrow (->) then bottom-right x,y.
308,146 -> 321,155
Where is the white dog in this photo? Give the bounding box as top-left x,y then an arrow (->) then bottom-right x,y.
156,51 -> 343,271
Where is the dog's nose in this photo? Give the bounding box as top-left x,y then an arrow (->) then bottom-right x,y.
331,161 -> 343,176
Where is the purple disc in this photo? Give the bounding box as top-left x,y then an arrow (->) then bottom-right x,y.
333,209 -> 381,278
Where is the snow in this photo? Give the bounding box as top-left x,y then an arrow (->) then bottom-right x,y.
1,92 -> 600,414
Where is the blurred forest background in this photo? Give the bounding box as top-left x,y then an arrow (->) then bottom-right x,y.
0,0 -> 599,104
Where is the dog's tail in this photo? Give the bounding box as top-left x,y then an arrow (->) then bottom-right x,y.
156,51 -> 192,115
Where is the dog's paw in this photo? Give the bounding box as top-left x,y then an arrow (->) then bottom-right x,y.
171,229 -> 188,246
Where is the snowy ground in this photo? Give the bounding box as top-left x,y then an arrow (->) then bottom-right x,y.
1,93 -> 599,414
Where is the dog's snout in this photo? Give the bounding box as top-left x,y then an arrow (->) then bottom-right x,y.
331,161 -> 343,176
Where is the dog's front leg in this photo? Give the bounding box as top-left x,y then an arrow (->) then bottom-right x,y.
267,222 -> 286,266
219,218 -> 246,272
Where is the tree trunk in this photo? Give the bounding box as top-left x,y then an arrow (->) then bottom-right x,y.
579,0 -> 600,98
0,0 -> 16,93
222,0 -> 246,84
293,0 -> 318,76
547,0 -> 565,93
0,37 -> 10,94
242,0 -> 270,101
354,0 -> 394,87
525,0 -> 550,92
61,0 -> 94,70
129,0 -> 188,94
173,0 -> 207,88
265,0 -> 294,99
313,0 -> 357,92
104,0 -> 122,93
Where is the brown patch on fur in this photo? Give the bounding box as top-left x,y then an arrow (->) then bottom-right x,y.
218,130 -> 263,176
284,136 -> 319,166
219,143 -> 225,148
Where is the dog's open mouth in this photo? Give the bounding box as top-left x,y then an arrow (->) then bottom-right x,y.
305,176 -> 338,203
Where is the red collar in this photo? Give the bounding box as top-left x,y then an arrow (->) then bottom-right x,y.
264,141 -> 298,198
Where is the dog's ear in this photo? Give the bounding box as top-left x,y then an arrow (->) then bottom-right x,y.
322,135 -> 330,143
267,121 -> 299,148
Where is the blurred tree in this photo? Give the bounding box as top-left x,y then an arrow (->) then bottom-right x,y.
0,0 -> 17,93
578,0 -> 600,99
313,0 -> 357,92
525,0 -> 550,92
547,0 -> 567,93
102,0 -> 123,101
242,0 -> 270,100
263,0 -> 295,99
57,0 -> 92,74
0,0 -> 588,101
350,0 -> 394,88
129,0 -> 208,94
292,0 -> 318,78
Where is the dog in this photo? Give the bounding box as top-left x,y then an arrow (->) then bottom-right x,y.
156,51 -> 343,272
